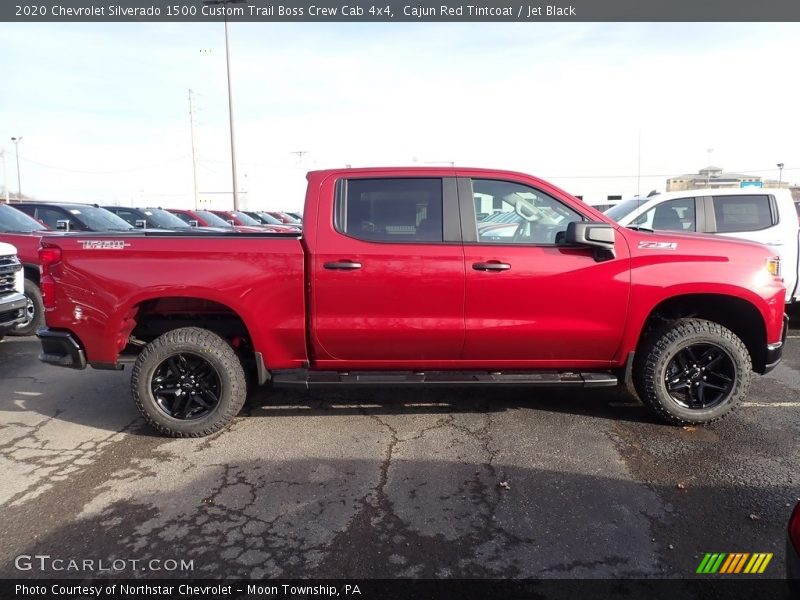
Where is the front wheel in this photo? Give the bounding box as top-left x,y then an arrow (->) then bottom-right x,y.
12,279 -> 44,336
633,319 -> 751,425
131,327 -> 247,437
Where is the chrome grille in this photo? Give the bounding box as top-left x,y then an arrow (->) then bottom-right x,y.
0,254 -> 21,295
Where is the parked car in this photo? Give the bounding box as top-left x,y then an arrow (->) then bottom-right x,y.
243,211 -> 302,232
208,210 -> 293,233
605,189 -> 800,303
37,167 -> 786,437
0,241 -> 27,342
790,501 -> 800,592
167,208 -> 268,233
14,202 -> 134,232
0,204 -> 48,335
103,206 -> 222,231
266,211 -> 302,227
285,212 -> 303,222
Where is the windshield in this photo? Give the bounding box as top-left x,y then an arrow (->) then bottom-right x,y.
140,209 -> 192,229
0,204 -> 46,232
196,210 -> 233,228
231,211 -> 262,226
70,205 -> 134,231
254,211 -> 282,225
605,198 -> 649,222
278,212 -> 301,224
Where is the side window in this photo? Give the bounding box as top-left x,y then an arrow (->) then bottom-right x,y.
38,208 -> 84,231
471,179 -> 582,245
634,198 -> 696,232
712,195 -> 774,232
336,178 -> 443,243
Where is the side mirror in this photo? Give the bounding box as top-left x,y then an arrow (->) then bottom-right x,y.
56,219 -> 70,231
227,219 -> 235,226
564,221 -> 616,260
189,220 -> 199,227
134,219 -> 147,228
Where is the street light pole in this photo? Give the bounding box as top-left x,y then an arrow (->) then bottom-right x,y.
11,136 -> 22,199
777,163 -> 784,188
1,149 -> 8,203
203,0 -> 245,211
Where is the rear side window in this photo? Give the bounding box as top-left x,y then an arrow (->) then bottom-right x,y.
713,195 -> 774,232
336,178 -> 443,243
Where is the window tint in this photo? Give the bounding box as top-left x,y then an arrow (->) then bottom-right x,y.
0,204 -> 46,233
471,179 -> 582,245
337,178 -> 443,243
37,207 -> 85,231
111,209 -> 139,226
713,195 -> 774,232
633,197 -> 696,232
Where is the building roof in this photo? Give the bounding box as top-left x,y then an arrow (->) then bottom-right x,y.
669,166 -> 759,181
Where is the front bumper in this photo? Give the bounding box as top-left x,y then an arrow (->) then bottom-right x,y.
763,314 -> 789,374
36,328 -> 87,369
0,292 -> 27,334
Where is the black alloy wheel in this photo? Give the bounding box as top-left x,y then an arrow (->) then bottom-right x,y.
664,343 -> 736,410
151,352 -> 222,420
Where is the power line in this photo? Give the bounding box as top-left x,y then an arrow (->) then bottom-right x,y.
14,154 -> 189,175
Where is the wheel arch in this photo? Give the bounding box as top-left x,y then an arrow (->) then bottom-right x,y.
634,293 -> 767,373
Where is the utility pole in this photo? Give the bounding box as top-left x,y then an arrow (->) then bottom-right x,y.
636,130 -> 642,197
706,148 -> 713,188
188,89 -> 200,209
1,149 -> 8,203
291,150 -> 308,164
203,0 -> 245,210
777,162 -> 784,188
11,136 -> 22,199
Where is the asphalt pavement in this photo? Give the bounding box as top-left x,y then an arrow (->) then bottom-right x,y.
0,317 -> 798,581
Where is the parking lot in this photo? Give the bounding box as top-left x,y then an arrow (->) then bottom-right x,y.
0,317 -> 798,581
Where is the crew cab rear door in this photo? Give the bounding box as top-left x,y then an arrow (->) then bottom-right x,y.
311,174 -> 465,363
459,175 -> 630,365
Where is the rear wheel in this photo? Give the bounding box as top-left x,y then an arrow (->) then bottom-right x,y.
12,279 -> 44,336
633,319 -> 751,425
131,327 -> 247,437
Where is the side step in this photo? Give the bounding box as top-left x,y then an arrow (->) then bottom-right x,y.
271,370 -> 617,389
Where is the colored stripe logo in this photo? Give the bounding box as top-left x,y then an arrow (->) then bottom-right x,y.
696,553 -> 773,574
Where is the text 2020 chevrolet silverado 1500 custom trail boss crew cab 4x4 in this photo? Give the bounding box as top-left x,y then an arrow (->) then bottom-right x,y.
35,168 -> 787,437
0,241 -> 27,342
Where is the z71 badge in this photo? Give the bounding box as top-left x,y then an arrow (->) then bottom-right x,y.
638,241 -> 677,250
78,240 -> 131,250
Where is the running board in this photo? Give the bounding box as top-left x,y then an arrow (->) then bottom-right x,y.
271,370 -> 618,389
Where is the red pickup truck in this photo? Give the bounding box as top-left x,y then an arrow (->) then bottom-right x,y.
36,167 -> 787,437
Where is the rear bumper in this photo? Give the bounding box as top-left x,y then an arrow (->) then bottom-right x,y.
0,292 -> 27,334
763,314 -> 789,374
36,328 -> 87,369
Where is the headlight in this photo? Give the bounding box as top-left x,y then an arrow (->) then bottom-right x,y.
766,256 -> 781,277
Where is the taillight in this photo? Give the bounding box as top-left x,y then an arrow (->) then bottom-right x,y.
38,244 -> 62,309
791,503 -> 800,554
39,245 -> 62,269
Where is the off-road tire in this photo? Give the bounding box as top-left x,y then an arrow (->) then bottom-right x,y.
632,318 -> 751,425
12,279 -> 44,336
132,327 -> 247,437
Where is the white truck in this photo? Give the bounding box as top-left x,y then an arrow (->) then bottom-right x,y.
0,241 -> 26,342
605,188 -> 800,303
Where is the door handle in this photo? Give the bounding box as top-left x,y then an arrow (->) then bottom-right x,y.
472,262 -> 511,271
324,261 -> 362,270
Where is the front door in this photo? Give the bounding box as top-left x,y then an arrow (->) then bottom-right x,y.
312,175 -> 465,364
460,177 -> 630,365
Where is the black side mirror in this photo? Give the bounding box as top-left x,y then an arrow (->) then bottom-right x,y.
564,221 -> 616,260
56,219 -> 70,231
134,219 -> 147,228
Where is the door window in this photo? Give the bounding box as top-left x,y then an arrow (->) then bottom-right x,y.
712,195 -> 774,232
471,179 -> 582,244
633,198 -> 696,232
336,178 -> 443,243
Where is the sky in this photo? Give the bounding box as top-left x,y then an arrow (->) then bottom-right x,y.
1,22 -> 799,211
